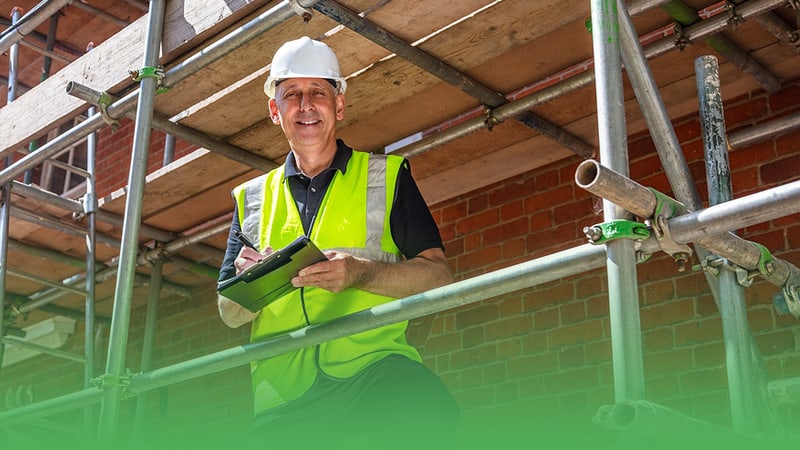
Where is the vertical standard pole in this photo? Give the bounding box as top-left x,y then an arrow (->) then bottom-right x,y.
591,0 -> 646,401
695,55 -> 759,433
97,0 -> 167,442
0,7 -> 23,373
134,259 -> 164,435
25,12 -> 61,184
83,104 -> 99,433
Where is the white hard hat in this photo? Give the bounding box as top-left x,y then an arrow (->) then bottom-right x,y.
264,36 -> 347,98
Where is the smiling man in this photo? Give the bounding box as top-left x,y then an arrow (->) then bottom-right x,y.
216,37 -> 459,446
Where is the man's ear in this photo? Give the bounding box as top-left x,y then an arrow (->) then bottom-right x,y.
268,99 -> 281,125
335,94 -> 345,121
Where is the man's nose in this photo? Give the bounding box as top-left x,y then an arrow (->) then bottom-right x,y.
299,94 -> 315,111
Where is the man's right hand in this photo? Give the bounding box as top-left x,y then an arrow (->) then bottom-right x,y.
234,246 -> 273,274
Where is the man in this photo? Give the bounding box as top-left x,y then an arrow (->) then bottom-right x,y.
217,36 -> 459,446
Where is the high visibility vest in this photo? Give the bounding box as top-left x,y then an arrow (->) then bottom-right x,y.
232,150 -> 422,413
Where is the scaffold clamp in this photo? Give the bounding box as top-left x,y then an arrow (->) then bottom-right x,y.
724,1 -> 744,29
781,268 -> 800,319
290,0 -> 314,23
130,65 -> 170,94
98,91 -> 120,133
91,372 -> 133,397
583,219 -> 650,245
650,215 -> 693,272
483,107 -> 498,131
672,22 -> 692,52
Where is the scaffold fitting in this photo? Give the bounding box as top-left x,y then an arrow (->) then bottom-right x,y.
290,0 -> 314,23
673,22 -> 693,51
725,1 -> 745,29
98,91 -> 120,132
583,219 -> 650,245
483,107 -> 498,131
781,273 -> 800,318
129,65 -> 169,94
91,372 -> 133,397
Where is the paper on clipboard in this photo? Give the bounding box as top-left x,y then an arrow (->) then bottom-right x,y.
217,236 -> 327,312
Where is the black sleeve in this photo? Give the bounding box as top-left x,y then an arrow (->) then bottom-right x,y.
218,204 -> 244,283
390,159 -> 444,259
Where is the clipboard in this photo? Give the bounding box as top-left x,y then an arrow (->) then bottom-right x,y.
217,236 -> 327,312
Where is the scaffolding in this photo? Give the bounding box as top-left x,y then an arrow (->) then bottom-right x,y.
1,0 -> 800,445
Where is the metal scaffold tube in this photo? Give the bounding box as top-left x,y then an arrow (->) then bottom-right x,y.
0,0 -> 72,56
591,0 -> 646,402
84,103 -> 99,432
0,243 -> 609,426
97,0 -> 167,439
696,54 -> 766,433
0,0 -> 299,185
575,160 -> 800,318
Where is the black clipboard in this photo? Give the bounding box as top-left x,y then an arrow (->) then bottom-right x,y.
217,236 -> 327,312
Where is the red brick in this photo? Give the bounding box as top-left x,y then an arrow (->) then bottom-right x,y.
524,283 -> 574,311
678,367 -> 727,394
731,165 -> 760,193
543,366 -> 598,394
483,217 -> 529,246
553,198 -> 593,223
576,275 -> 604,299
675,118 -> 701,143
674,318 -> 723,346
450,343 -> 498,370
488,177 -> 537,207
500,200 -> 524,221
456,303 -> 499,329
457,244 -> 502,273
776,129 -> 800,157
529,209 -> 552,230
693,342 -> 725,368
558,346 -> 585,369
643,327 -> 674,351
525,185 -> 574,213
769,84 -> 800,112
641,299 -> 694,328
559,301 -> 586,325
628,134 -> 655,161
484,362 -> 508,384
464,231 -> 481,252
469,193 -> 489,214
534,308 -> 559,330
724,97 -> 767,126
547,320 -> 604,347
534,168 -> 560,190
455,209 -> 500,235
728,141 -> 774,169
498,339 -> 522,360
630,153 -> 662,181
761,155 -> 800,184
486,316 -> 533,340
755,330 -> 795,356
522,331 -> 548,354
642,279 -> 676,305
502,237 -> 526,261
647,375 -> 680,400
440,200 -> 467,224
508,353 -> 558,377
463,325 -> 486,348
645,348 -> 693,375
460,366 -> 484,388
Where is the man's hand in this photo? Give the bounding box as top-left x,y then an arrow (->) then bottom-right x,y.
234,246 -> 273,274
292,250 -> 365,293
291,248 -> 453,298
218,245 -> 274,328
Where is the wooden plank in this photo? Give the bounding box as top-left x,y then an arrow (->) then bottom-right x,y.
176,0 -> 496,137
0,0 -> 265,158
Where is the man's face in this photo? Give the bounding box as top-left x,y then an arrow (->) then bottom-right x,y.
268,78 -> 345,152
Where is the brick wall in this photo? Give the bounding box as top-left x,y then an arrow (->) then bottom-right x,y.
1,82 -> 799,446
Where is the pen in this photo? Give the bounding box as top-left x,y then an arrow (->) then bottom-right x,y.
234,229 -> 259,252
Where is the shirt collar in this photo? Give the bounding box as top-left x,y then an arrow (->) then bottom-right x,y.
284,139 -> 352,179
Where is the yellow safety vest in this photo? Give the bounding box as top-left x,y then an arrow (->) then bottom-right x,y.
232,150 -> 422,413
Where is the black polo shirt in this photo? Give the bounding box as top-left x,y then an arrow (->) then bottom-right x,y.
218,140 -> 443,283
